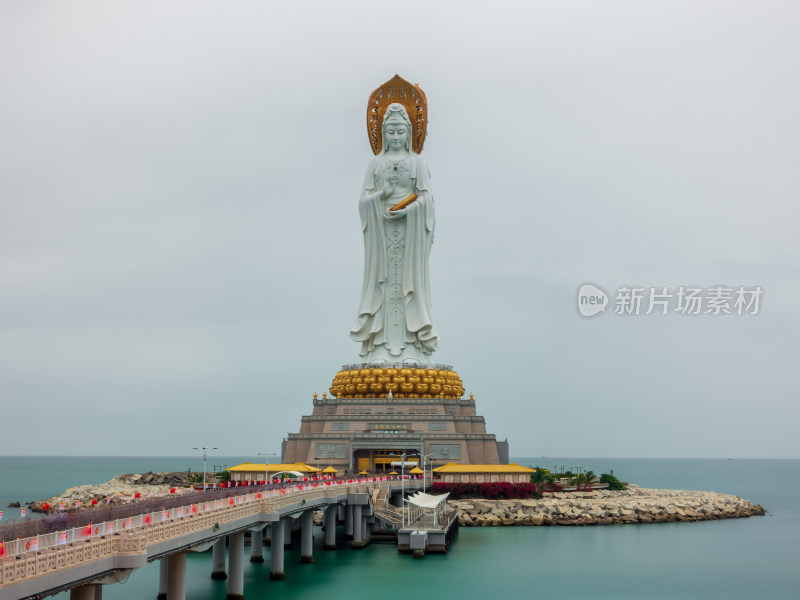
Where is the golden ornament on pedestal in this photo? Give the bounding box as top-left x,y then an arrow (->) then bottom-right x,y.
329,367 -> 465,399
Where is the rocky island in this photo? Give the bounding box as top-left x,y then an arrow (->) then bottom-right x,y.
451,485 -> 765,526
26,472 -> 198,512
22,474 -> 764,528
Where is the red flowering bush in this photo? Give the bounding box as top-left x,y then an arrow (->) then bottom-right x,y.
430,482 -> 542,499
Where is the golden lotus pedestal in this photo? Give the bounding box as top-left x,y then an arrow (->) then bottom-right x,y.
329,366 -> 465,400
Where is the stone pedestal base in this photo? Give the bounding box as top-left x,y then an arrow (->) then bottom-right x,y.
156,594 -> 166,600
226,594 -> 245,600
211,571 -> 227,580
269,572 -> 285,581
412,550 -> 425,559
300,555 -> 315,563
249,556 -> 264,563
324,544 -> 337,551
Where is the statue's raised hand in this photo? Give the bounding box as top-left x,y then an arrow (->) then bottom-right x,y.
380,180 -> 395,200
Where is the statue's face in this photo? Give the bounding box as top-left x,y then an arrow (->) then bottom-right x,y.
384,122 -> 408,151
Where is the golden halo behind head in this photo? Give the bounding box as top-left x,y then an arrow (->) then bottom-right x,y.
367,75 -> 428,155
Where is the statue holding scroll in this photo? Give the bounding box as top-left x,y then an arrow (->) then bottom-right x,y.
350,76 -> 438,364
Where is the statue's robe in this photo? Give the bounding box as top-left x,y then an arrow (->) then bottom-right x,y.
350,152 -> 438,362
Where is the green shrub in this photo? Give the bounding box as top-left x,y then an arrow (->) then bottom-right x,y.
600,473 -> 626,490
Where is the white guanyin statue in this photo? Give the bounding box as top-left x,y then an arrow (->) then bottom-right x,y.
350,77 -> 438,365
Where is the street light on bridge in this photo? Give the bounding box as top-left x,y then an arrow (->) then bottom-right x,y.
258,452 -> 278,485
193,447 -> 218,490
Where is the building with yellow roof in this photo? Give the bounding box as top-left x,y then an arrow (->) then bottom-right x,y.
433,462 -> 535,484
227,462 -> 320,482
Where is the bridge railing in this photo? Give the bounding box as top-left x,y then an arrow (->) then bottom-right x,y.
0,479 -> 417,562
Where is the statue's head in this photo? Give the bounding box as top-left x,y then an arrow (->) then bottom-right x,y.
382,103 -> 412,152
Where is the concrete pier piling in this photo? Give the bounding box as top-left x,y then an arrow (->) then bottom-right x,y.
227,532 -> 245,600
211,537 -> 228,580
300,510 -> 315,563
270,518 -> 286,580
250,528 -> 264,563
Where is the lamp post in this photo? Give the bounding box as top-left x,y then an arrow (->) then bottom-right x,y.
417,452 -> 433,489
400,450 -> 422,527
422,453 -> 434,490
400,452 -> 407,527
258,452 -> 277,487
193,447 -> 218,490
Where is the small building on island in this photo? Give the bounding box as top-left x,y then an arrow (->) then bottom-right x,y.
227,462 -> 320,482
433,463 -> 535,484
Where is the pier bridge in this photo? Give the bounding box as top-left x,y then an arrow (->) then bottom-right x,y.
0,478 -> 456,600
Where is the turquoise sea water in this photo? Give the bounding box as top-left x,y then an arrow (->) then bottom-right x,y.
1,456 -> 798,599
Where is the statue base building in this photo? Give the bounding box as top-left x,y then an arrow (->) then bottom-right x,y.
281,363 -> 508,473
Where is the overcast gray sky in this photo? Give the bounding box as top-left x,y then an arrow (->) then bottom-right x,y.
1,1 -> 798,458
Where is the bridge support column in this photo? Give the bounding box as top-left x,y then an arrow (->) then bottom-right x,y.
283,517 -> 293,549
70,585 -> 99,600
344,504 -> 354,539
250,528 -> 264,562
264,524 -> 271,546
270,519 -> 286,580
227,531 -> 245,600
324,505 -> 337,550
352,505 -> 364,549
167,552 -> 187,600
157,557 -> 168,600
300,510 -> 314,563
338,504 -> 345,522
211,537 -> 227,579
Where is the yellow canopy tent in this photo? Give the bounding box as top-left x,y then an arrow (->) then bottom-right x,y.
322,466 -> 337,473
409,467 -> 424,474
357,470 -> 369,475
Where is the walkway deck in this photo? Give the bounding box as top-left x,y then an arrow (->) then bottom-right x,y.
0,479 -> 425,600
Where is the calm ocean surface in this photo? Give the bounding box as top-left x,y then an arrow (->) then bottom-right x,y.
1,456 -> 797,599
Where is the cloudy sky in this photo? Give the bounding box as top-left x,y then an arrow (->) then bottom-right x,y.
1,1 -> 798,459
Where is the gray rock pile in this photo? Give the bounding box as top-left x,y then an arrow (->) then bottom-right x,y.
28,472 -> 200,512
451,485 -> 765,526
